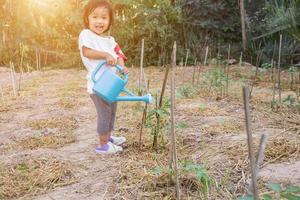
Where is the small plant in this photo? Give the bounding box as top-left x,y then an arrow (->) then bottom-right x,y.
182,160 -> 211,195
199,102 -> 207,110
176,122 -> 188,129
237,182 -> 300,200
261,63 -> 272,69
203,68 -> 228,96
283,95 -> 296,107
146,98 -> 170,148
177,84 -> 197,98
288,66 -> 298,90
151,161 -> 211,196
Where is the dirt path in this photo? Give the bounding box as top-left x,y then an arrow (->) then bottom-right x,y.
0,67 -> 299,199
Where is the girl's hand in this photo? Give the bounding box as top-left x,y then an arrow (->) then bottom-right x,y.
106,53 -> 117,66
121,66 -> 129,74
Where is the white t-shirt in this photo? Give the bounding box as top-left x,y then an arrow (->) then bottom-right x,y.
78,29 -> 122,94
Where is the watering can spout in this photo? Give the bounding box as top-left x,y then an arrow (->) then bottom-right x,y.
116,94 -> 152,103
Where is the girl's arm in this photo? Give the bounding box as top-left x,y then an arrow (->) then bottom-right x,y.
82,46 -> 116,65
117,58 -> 129,74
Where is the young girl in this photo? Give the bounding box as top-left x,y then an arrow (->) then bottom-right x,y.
78,0 -> 128,154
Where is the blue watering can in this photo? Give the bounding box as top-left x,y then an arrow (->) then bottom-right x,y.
91,60 -> 152,104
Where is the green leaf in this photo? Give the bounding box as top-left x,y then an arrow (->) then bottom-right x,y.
280,193 -> 300,200
151,166 -> 162,176
176,122 -> 188,129
262,194 -> 273,200
268,183 -> 282,192
285,186 -> 300,193
236,195 -> 254,200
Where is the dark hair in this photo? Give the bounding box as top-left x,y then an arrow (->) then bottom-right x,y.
83,0 -> 114,32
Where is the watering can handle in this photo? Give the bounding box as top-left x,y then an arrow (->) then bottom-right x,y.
91,60 -> 128,84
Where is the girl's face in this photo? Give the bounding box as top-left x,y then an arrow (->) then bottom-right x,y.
88,6 -> 110,35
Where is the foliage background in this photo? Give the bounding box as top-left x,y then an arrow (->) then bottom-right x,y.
0,0 -> 299,69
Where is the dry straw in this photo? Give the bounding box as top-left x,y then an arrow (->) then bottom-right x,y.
0,157 -> 77,199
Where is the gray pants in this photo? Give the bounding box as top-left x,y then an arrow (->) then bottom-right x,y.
90,94 -> 117,135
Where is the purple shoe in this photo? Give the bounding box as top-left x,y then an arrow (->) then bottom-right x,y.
109,136 -> 126,146
95,142 -> 123,154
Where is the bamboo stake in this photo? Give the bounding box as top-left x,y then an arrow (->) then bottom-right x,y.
239,52 -> 243,67
240,0 -> 247,51
154,64 -> 171,146
19,44 -> 24,74
182,49 -> 189,84
226,44 -> 231,96
0,84 -> 4,101
10,62 -> 17,97
44,51 -> 48,69
271,40 -> 277,82
184,49 -> 189,68
12,62 -> 19,92
2,30 -> 5,46
192,58 -> 197,85
139,80 -> 150,151
153,94 -> 159,149
139,39 -> 144,93
159,65 -> 170,108
204,46 -> 209,66
255,134 -> 267,173
169,41 -> 180,199
38,51 -> 41,71
26,64 -> 30,73
277,34 -> 282,104
180,57 -> 183,68
272,61 -> 277,109
248,133 -> 267,193
36,48 -> 39,71
250,47 -> 263,97
243,85 -> 259,199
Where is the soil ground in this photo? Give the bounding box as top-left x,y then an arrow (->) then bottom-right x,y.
0,65 -> 299,199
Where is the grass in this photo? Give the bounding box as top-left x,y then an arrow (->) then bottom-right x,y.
0,157 -> 77,199
201,120 -> 243,136
185,104 -> 227,117
26,116 -> 78,130
16,132 -> 76,150
57,97 -> 84,109
224,137 -> 300,164
8,116 -> 79,150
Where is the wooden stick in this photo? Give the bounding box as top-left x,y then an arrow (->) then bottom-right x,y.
159,65 -> 170,108
272,61 -> 277,109
0,84 -> 4,101
243,85 -> 259,199
248,133 -> 267,193
19,44 -> 24,74
44,51 -> 48,69
10,62 -> 17,97
36,48 -> 39,71
38,51 -> 41,71
240,0 -> 247,51
182,49 -> 189,84
239,52 -> 243,67
277,34 -> 282,104
2,30 -> 5,46
226,44 -> 231,96
153,94 -> 159,149
192,58 -> 197,85
139,39 -> 144,92
204,46 -> 209,66
139,80 -> 150,151
26,63 -> 30,73
170,41 -> 180,199
255,134 -> 267,173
